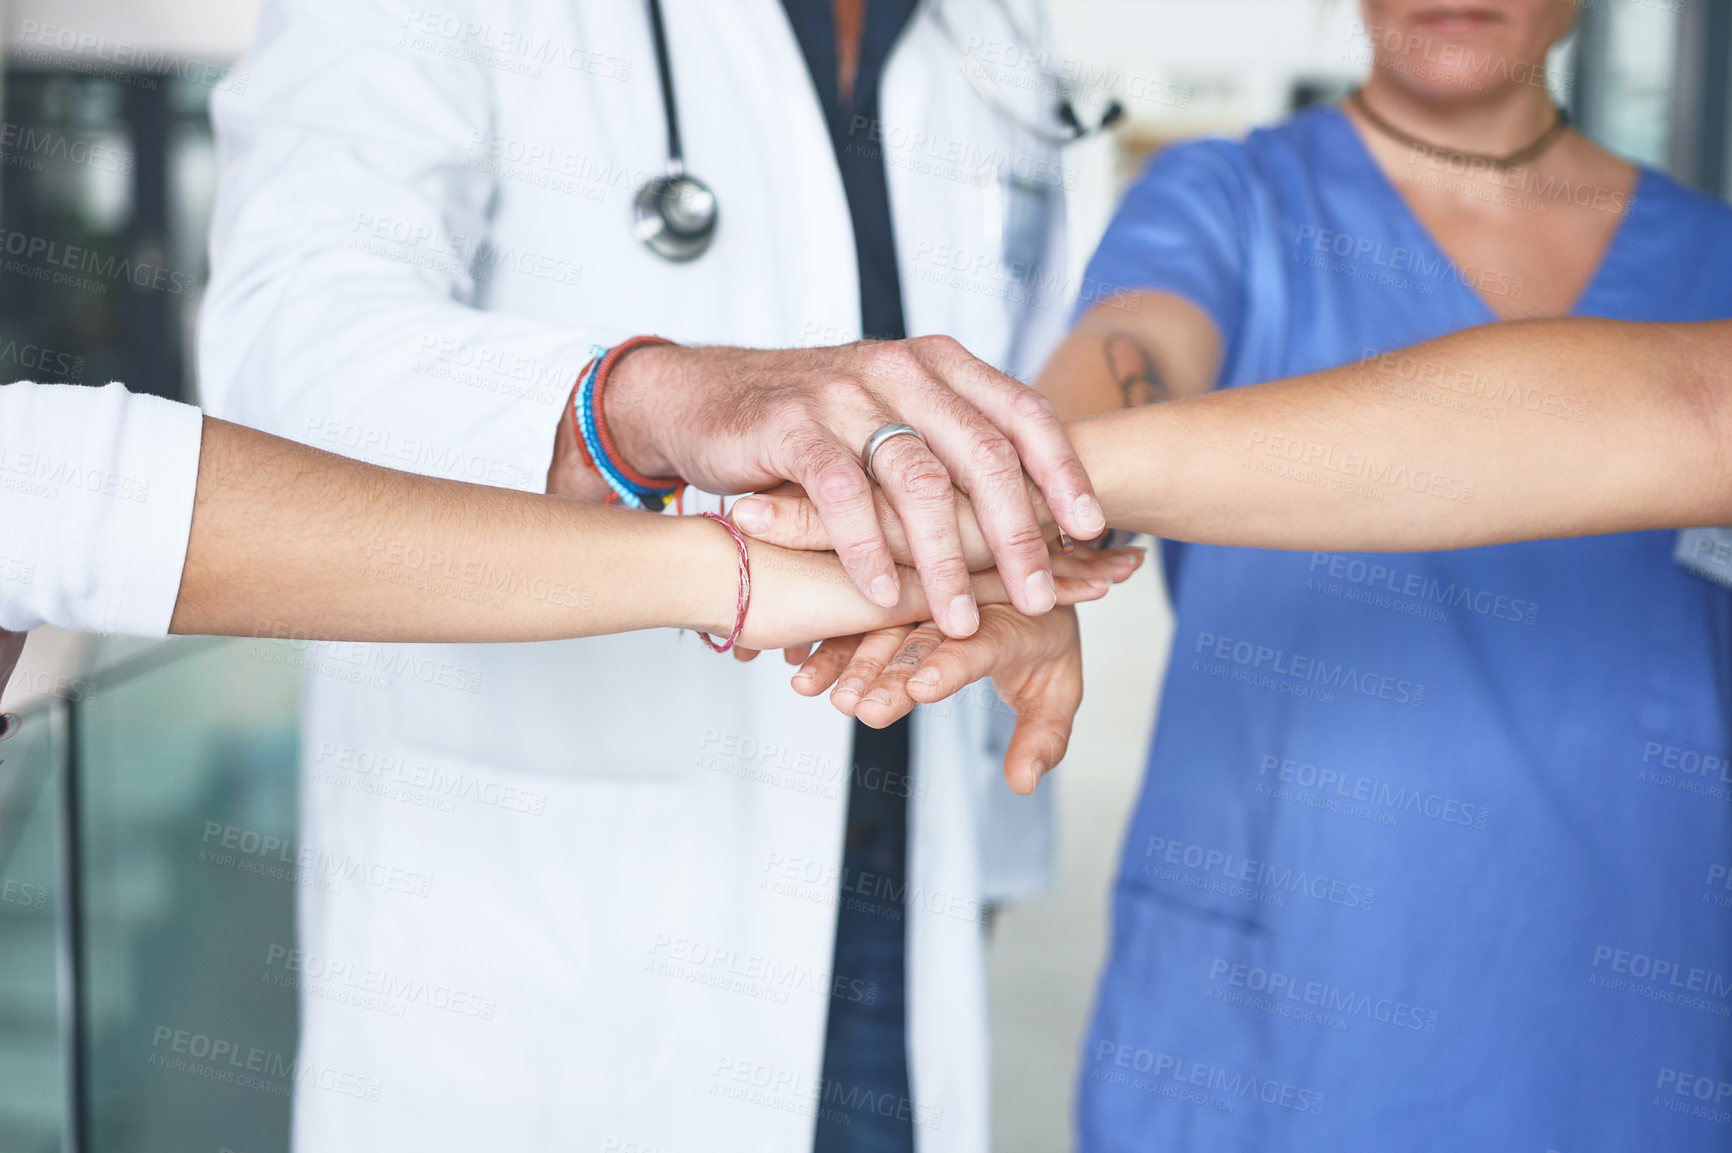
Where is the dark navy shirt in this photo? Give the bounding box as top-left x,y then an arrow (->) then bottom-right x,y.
779,0 -> 917,340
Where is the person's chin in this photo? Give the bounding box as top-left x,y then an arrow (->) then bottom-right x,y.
1377,40 -> 1542,104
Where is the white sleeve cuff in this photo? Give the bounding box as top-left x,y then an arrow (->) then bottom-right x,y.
0,382 -> 204,636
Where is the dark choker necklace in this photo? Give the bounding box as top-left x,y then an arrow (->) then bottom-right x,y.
1349,88 -> 1570,171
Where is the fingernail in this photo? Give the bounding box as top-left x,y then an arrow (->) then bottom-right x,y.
1025,569 -> 1058,613
864,689 -> 893,707
948,595 -> 980,636
1086,579 -> 1110,592
910,667 -> 939,688
869,573 -> 901,607
836,679 -> 864,698
0,713 -> 16,742
731,497 -> 771,533
794,666 -> 815,683
1073,494 -> 1106,535
1030,760 -> 1048,787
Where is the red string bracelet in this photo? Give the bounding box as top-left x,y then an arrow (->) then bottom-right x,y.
698,511 -> 752,654
590,336 -> 682,492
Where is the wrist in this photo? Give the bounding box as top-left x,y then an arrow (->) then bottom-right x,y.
603,341 -> 685,480
668,513 -> 744,637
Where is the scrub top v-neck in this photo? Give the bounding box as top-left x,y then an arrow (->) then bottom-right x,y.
1074,104 -> 1732,1153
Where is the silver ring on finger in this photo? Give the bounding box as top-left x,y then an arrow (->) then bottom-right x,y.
861,423 -> 925,485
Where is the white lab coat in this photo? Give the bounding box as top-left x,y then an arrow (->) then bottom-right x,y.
200,1 -> 1069,1148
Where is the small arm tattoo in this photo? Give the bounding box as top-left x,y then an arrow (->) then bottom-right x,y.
1103,332 -> 1171,409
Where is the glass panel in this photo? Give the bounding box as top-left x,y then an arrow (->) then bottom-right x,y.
0,70 -> 217,402
1596,1 -> 1680,168
76,639 -> 300,1153
0,701 -> 68,1153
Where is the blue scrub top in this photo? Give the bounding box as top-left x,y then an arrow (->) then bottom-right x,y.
1076,106 -> 1732,1153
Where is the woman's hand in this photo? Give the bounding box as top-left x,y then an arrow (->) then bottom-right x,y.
731,479 -> 1063,571
784,602 -> 1101,795
732,535 -> 1141,652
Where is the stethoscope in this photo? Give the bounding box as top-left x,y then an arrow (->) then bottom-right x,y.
633,0 -> 1122,263
633,0 -> 718,262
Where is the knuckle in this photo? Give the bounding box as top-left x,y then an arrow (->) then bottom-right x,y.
966,433 -> 1021,480
1008,385 -> 1060,425
812,464 -> 871,508
898,460 -> 955,505
995,522 -> 1050,558
912,333 -> 964,358
864,340 -> 919,379
766,394 -> 817,429
920,556 -> 972,589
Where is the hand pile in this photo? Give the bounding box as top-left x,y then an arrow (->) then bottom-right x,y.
570,335 -> 1149,793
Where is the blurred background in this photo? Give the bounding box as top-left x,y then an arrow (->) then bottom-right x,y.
0,0 -> 1718,1150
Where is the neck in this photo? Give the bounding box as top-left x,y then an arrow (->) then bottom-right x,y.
1357,71 -> 1558,159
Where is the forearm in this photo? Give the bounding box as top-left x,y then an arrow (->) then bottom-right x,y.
168,418 -> 1129,649
170,417 -> 736,642
1075,318 -> 1732,550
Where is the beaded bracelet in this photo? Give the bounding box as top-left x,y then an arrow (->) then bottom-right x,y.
697,512 -> 752,653
569,336 -> 685,510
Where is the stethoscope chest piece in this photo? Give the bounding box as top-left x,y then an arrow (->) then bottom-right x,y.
634,168 -> 717,262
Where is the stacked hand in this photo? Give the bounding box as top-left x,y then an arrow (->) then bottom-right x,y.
551,337 -> 1100,636
545,335 -> 1130,789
